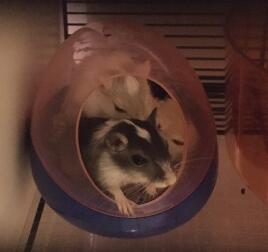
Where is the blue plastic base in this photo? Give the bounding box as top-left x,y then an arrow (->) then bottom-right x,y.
30,147 -> 218,238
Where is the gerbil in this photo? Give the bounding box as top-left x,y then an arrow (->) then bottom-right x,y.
154,98 -> 184,165
52,49 -> 151,141
82,76 -> 184,164
79,109 -> 177,216
148,80 -> 184,164
82,75 -> 153,120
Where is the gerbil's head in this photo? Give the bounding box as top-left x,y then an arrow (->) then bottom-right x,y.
97,109 -> 177,188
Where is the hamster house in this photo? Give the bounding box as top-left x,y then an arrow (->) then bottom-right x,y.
30,21 -> 218,238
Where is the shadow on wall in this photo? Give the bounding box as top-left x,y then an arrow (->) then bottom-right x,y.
0,0 -> 60,250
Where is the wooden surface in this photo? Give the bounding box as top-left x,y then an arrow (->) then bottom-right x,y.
30,136 -> 268,252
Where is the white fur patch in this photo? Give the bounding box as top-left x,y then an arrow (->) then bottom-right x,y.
98,152 -> 128,189
97,152 -> 149,190
125,75 -> 140,96
92,120 -> 118,142
123,120 -> 151,142
92,118 -> 151,147
161,162 -> 177,186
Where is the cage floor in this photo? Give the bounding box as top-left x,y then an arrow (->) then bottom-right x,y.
24,136 -> 268,252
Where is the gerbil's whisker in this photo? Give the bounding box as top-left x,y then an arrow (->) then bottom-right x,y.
177,155 -> 215,166
126,181 -> 153,198
133,185 -> 149,196
126,184 -> 146,197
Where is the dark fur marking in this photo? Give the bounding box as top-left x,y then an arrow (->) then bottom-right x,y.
172,139 -> 184,146
114,103 -> 127,113
147,79 -> 170,101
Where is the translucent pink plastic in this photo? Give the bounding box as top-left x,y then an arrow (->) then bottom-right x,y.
31,21 -> 217,217
226,8 -> 268,203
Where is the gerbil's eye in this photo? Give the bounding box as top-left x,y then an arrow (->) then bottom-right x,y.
114,103 -> 127,113
131,154 -> 147,166
172,139 -> 184,146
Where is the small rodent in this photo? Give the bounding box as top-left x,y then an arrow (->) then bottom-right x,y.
79,109 -> 177,216
82,76 -> 184,165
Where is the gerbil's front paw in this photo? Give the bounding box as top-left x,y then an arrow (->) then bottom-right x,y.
113,192 -> 137,216
145,184 -> 158,198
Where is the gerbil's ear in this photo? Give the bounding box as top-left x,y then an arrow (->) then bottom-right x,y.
105,132 -> 128,152
146,108 -> 157,127
133,60 -> 151,78
86,22 -> 104,34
